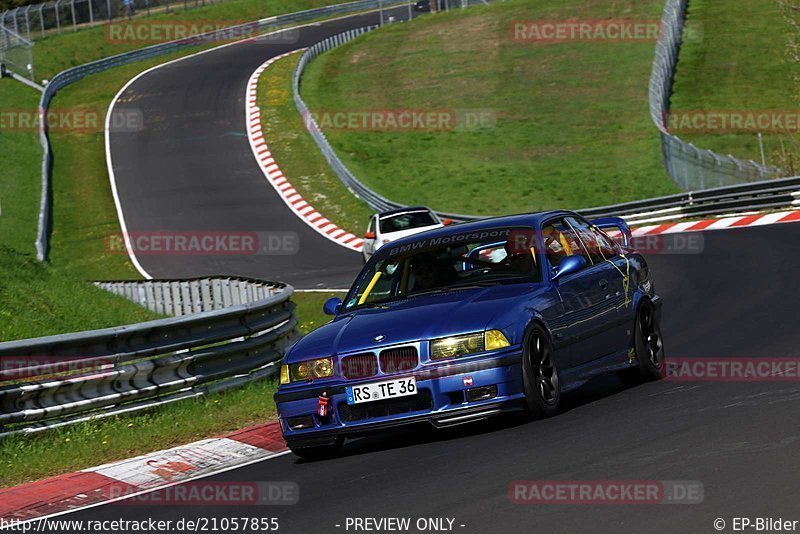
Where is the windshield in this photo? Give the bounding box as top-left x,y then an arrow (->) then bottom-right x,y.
344,227 -> 541,311
379,210 -> 439,234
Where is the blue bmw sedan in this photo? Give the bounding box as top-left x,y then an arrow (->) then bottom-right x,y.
275,210 -> 664,458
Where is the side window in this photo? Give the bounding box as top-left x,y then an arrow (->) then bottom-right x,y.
565,216 -> 613,264
541,219 -> 591,269
591,226 -> 618,260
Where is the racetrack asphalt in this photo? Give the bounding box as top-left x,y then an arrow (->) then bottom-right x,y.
60,223 -> 800,532
107,7 -> 418,289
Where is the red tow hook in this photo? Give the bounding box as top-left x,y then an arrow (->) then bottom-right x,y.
318,391 -> 331,419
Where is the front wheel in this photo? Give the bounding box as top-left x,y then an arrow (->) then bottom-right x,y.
522,325 -> 561,418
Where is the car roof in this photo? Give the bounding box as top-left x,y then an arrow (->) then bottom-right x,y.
384,210 -> 576,249
377,206 -> 433,218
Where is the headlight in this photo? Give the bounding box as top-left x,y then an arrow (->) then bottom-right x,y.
430,330 -> 510,360
280,358 -> 334,384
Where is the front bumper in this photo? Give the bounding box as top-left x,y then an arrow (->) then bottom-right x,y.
275,349 -> 523,448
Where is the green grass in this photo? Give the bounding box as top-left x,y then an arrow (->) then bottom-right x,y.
0,79 -> 159,340
0,249 -> 161,341
671,0 -> 800,172
0,378 -> 279,488
0,80 -> 41,254
0,290 -> 340,488
31,0 -> 353,81
293,290 -> 347,333
301,0 -> 679,216
256,52 -> 373,233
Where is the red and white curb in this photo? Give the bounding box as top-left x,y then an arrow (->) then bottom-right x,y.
0,422 -> 287,522
246,51 -> 363,252
629,209 -> 800,237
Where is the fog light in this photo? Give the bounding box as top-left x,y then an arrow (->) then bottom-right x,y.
287,415 -> 315,430
466,385 -> 498,402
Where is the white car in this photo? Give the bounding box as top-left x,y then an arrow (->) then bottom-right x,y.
361,206 -> 451,262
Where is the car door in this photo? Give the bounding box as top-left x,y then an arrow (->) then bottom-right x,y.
542,218 -> 619,367
566,216 -> 633,357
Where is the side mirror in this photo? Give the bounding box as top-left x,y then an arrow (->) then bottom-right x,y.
323,297 -> 343,316
442,218 -> 453,226
552,255 -> 586,283
364,231 -> 376,239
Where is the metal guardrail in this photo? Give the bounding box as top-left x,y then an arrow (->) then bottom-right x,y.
579,175 -> 800,225
0,278 -> 297,438
650,0 -> 785,189
293,22 -> 485,224
95,277 -> 282,316
33,0 -> 413,261
295,12 -> 800,227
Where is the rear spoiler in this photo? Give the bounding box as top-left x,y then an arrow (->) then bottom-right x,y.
591,217 -> 632,250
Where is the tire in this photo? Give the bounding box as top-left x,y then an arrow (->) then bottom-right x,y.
521,324 -> 561,418
289,437 -> 344,460
620,300 -> 665,383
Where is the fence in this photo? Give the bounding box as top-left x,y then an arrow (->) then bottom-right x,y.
0,22 -> 33,80
1,0 -> 228,42
33,0 -> 413,262
650,0 -> 784,189
0,277 -> 297,438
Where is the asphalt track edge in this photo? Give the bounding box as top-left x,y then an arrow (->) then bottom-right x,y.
103,10 -> 387,278
0,423 -> 289,525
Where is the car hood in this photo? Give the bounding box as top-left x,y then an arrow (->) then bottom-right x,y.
286,284 -> 534,362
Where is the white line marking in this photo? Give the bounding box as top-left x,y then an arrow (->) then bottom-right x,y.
104,7 -> 390,272
8,450 -> 292,526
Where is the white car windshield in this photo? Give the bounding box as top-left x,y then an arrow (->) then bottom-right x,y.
379,210 -> 439,234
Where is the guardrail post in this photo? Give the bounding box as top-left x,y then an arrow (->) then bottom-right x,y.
37,5 -> 45,38
70,0 -> 77,31
54,0 -> 61,33
23,6 -> 31,40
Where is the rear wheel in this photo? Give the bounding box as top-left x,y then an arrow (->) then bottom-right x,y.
289,437 -> 344,460
619,301 -> 665,384
522,325 -> 561,418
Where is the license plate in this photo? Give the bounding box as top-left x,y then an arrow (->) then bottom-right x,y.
346,377 -> 417,405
